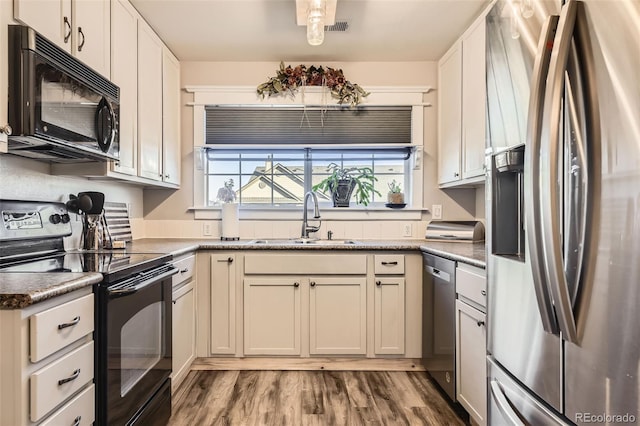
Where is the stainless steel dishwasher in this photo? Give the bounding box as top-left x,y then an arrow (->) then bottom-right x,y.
421,252 -> 457,401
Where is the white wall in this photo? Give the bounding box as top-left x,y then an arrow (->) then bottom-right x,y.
143,60 -> 478,239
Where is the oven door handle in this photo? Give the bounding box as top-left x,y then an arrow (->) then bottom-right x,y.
107,267 -> 178,297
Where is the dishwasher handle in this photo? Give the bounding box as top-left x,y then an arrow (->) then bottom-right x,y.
425,265 -> 451,283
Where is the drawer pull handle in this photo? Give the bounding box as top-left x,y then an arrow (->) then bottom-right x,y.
433,268 -> 441,275
58,316 -> 81,330
293,282 -> 300,287
481,290 -> 487,296
310,281 -> 316,287
381,261 -> 398,266
58,369 -> 81,386
376,280 -> 382,286
180,268 -> 189,273
72,415 -> 82,426
477,320 -> 485,327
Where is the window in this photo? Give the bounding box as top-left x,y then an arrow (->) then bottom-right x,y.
204,148 -> 411,207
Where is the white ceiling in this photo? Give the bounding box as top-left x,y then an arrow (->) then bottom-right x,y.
129,0 -> 490,62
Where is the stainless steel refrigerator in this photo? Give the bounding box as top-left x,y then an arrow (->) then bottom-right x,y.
485,0 -> 640,424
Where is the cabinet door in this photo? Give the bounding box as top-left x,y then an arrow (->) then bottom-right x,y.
172,281 -> 195,392
438,42 -> 463,185
309,277 -> 366,355
456,300 -> 487,425
137,20 -> 163,181
374,277 -> 405,355
110,0 -> 138,176
244,277 -> 301,355
73,0 -> 110,77
461,18 -> 487,180
14,0 -> 72,52
162,47 -> 181,186
210,254 -> 236,355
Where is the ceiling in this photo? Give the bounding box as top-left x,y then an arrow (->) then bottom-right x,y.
129,0 -> 490,62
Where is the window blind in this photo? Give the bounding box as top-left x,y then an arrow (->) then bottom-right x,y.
204,106 -> 412,145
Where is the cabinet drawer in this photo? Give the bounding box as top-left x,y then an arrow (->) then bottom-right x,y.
30,294 -> 94,362
374,255 -> 405,275
244,254 -> 367,275
456,264 -> 486,309
30,341 -> 94,422
173,254 -> 196,287
40,384 -> 95,426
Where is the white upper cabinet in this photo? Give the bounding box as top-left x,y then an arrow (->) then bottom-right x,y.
461,17 -> 487,180
137,19 -> 163,181
14,0 -> 110,77
438,9 -> 488,187
110,0 -> 138,176
437,42 -> 463,185
162,47 -> 181,186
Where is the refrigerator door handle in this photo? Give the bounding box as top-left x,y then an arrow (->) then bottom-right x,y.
524,14 -> 561,335
490,380 -> 526,426
540,0 -> 586,344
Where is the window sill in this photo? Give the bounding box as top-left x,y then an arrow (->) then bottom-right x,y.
190,206 -> 425,220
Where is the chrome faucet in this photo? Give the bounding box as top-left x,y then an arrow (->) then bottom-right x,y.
301,191 -> 321,239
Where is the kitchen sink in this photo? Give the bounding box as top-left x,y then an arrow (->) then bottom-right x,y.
247,239 -> 358,245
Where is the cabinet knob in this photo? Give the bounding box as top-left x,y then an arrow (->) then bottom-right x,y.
454,172 -> 460,177
227,257 -> 233,263
481,290 -> 487,296
477,320 -> 485,327
310,281 -> 316,287
293,282 -> 300,287
165,174 -> 170,179
376,280 -> 382,286
63,17 -> 72,43
0,124 -> 12,135
72,416 -> 82,426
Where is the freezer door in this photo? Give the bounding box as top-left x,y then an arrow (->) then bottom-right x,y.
563,0 -> 640,423
488,357 -> 569,426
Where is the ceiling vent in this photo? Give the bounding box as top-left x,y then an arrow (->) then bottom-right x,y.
325,21 -> 349,32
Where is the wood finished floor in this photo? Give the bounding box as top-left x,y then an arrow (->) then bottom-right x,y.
169,370 -> 467,425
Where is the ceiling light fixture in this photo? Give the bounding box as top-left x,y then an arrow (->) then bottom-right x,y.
296,0 -> 337,46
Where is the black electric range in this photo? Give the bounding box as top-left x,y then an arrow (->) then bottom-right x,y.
0,199 -> 175,425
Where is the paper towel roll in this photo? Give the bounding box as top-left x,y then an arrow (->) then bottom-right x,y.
221,203 -> 239,240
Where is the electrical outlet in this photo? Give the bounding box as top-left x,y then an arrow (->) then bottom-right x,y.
403,223 -> 413,237
432,204 -> 443,220
202,222 -> 212,236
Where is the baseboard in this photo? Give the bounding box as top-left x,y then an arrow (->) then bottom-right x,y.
191,357 -> 426,371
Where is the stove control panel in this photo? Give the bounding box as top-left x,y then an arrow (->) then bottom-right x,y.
0,200 -> 72,241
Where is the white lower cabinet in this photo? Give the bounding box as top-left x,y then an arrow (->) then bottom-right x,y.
374,277 -> 405,355
455,263 -> 487,425
210,254 -> 237,355
172,281 -> 195,392
309,277 -> 366,355
203,251 -> 421,359
171,253 -> 197,392
244,276 -> 301,355
0,288 -> 94,425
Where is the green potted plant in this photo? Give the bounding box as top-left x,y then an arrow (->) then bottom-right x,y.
313,162 -> 381,207
387,179 -> 405,205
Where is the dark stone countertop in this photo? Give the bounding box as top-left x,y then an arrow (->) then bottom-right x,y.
0,238 -> 486,309
0,272 -> 103,309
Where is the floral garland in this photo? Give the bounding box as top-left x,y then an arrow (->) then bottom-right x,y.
257,62 -> 369,107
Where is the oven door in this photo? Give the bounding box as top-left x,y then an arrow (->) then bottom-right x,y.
97,265 -> 175,425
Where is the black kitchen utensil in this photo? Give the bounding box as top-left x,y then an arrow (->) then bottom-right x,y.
66,193 -> 93,214
78,192 -> 105,214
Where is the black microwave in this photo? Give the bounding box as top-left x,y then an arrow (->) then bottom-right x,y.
7,25 -> 120,163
